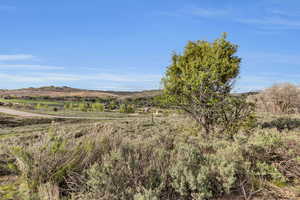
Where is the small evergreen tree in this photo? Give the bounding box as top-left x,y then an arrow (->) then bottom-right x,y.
163,33 -> 253,135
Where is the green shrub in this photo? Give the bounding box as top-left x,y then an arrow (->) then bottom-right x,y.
64,102 -> 74,110
262,117 -> 300,132
119,104 -> 135,113
91,103 -> 104,112
79,102 -> 90,112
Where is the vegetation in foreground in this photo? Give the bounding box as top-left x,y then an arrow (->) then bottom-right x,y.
0,116 -> 300,200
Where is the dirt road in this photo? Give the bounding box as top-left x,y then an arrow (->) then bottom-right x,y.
0,107 -> 55,118
0,106 -> 137,120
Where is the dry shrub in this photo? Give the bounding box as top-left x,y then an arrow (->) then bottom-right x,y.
248,83 -> 300,114
8,124 -> 113,199
38,183 -> 60,200
6,118 -> 300,200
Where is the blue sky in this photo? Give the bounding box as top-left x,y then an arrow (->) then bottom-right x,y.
0,0 -> 299,91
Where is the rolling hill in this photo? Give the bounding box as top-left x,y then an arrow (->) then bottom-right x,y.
0,86 -> 162,99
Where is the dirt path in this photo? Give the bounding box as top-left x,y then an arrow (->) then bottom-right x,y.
0,107 -> 55,118
0,106 -> 139,120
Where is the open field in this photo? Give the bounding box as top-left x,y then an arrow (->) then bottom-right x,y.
0,107 -> 55,118
0,112 -> 95,139
0,104 -> 300,199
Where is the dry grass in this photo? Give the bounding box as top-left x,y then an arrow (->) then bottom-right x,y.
0,115 -> 299,200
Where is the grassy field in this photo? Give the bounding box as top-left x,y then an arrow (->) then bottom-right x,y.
0,113 -> 94,139
23,109 -> 150,118
0,108 -> 299,199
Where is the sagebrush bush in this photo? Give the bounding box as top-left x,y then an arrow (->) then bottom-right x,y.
9,125 -> 107,199
5,118 -> 300,200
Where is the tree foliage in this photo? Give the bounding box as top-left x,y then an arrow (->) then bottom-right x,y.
163,33 -> 253,135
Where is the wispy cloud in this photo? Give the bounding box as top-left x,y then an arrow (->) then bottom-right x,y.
85,73 -> 161,82
188,7 -> 229,17
0,73 -> 77,83
237,6 -> 300,30
94,84 -> 159,91
270,9 -> 300,17
0,72 -> 162,91
0,54 -> 35,61
0,72 -> 162,83
243,52 -> 300,65
237,17 -> 300,29
0,64 -> 64,70
158,4 -> 300,31
157,6 -> 229,18
235,73 -> 300,92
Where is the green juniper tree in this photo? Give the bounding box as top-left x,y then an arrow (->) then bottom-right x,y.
163,33 -> 253,135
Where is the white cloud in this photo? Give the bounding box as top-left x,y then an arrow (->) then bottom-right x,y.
0,64 -> 64,70
0,72 -> 162,91
243,52 -> 300,65
235,73 -> 300,92
156,3 -> 300,32
237,7 -> 300,30
156,6 -> 229,18
0,73 -> 78,83
237,17 -> 300,29
0,54 -> 35,61
0,72 -> 162,83
188,7 -> 229,17
85,73 -> 161,82
270,9 -> 300,17
94,84 -> 159,91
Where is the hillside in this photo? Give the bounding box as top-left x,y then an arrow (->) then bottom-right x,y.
0,86 -> 162,99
